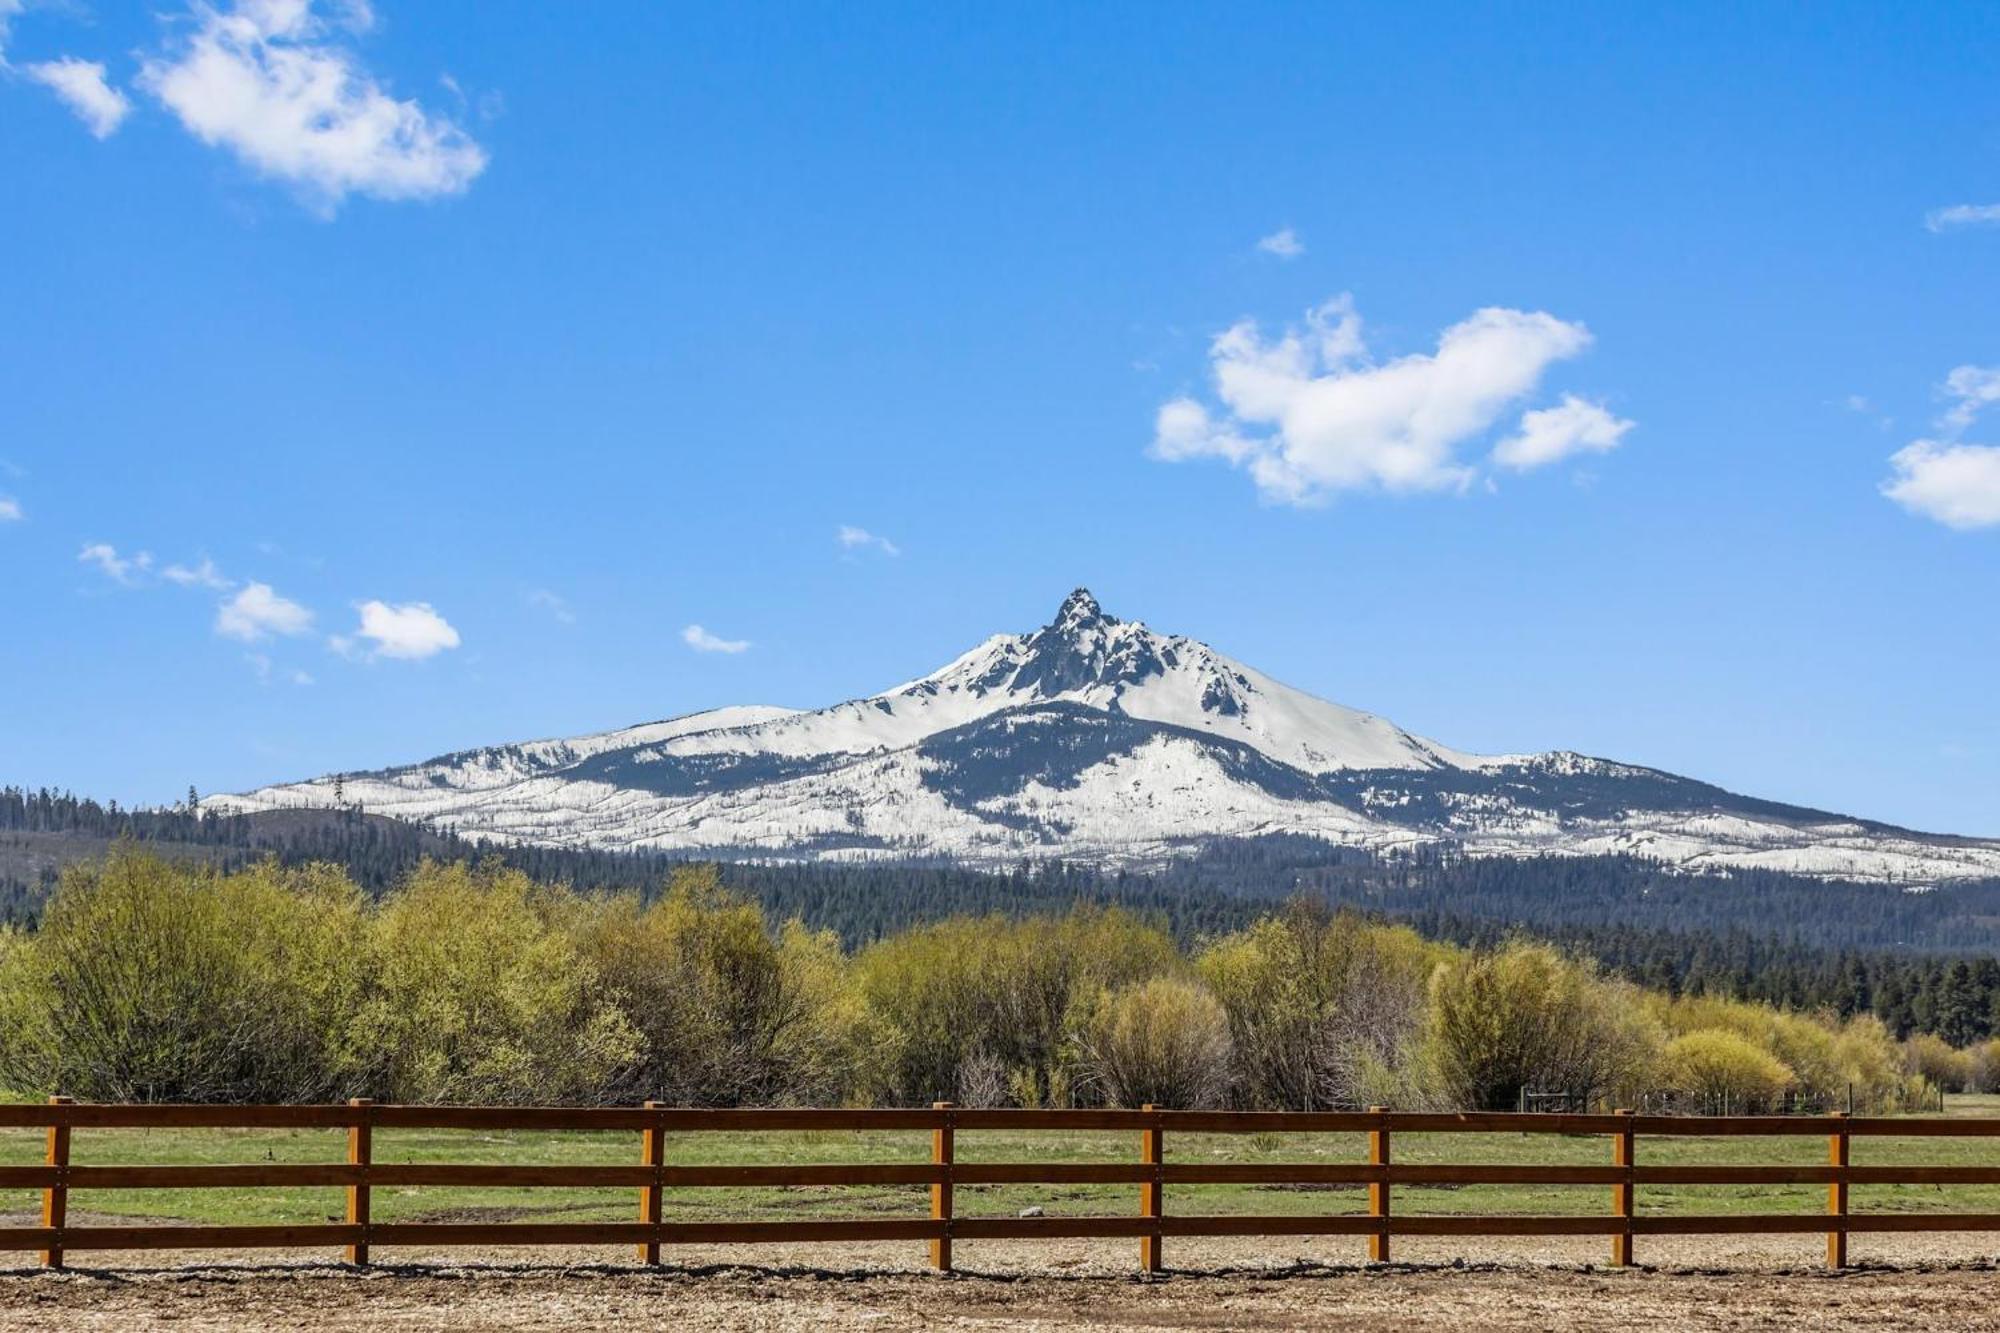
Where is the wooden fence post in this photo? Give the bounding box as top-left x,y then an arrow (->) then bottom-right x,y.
1140,1104 -> 1165,1274
638,1099 -> 665,1265
40,1095 -> 71,1271
1827,1110 -> 1850,1269
1611,1108 -> 1635,1267
345,1097 -> 373,1266
1368,1105 -> 1391,1264
930,1101 -> 954,1273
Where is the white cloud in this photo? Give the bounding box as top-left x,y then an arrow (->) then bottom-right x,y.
1151,295 -> 1609,503
1493,394 -> 1635,471
290,667 -> 314,686
137,0 -> 487,213
341,598 -> 460,660
526,588 -> 575,623
24,57 -> 132,138
162,556 -> 232,589
1926,204 -> 2000,232
836,525 -> 901,557
78,542 -> 152,584
1941,365 -> 2000,434
1256,227 -> 1305,259
216,580 -> 314,640
1882,442 -> 2000,530
682,624 -> 749,654
0,496 -> 20,522
1881,365 -> 2000,530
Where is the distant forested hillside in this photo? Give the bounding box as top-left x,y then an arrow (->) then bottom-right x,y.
6,784 -> 2000,1042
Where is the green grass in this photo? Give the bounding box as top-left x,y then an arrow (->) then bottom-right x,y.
5,1098 -> 1999,1229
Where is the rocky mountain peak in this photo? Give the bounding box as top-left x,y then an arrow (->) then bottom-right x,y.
1050,587 -> 1112,634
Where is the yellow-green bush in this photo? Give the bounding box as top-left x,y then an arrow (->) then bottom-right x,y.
1077,975 -> 1234,1109
1421,941 -> 1660,1111
0,852 -> 371,1102
0,851 -> 1966,1113
848,906 -> 1178,1106
1663,1029 -> 1794,1111
1198,902 -> 1443,1109
570,864 -> 857,1106
354,860 -> 638,1104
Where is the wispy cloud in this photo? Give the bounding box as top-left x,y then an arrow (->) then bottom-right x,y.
682,624 -> 750,654
837,525 -> 901,557
162,556 -> 232,590
1926,203 -> 2000,232
1150,294 -> 1623,504
334,599 -> 462,660
1940,365 -> 2000,434
78,542 -> 152,584
216,581 -> 314,641
526,588 -> 575,623
137,0 -> 487,214
24,57 -> 131,138
244,652 -> 316,686
1256,227 -> 1305,259
0,496 -> 21,523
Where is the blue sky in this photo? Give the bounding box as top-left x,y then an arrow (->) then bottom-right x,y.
2,2 -> 1997,834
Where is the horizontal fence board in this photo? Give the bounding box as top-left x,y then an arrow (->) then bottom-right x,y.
1632,1215 -> 1842,1235
1389,1113 -> 1631,1135
1163,1164 -> 1379,1185
61,1225 -> 363,1251
953,1216 -> 1160,1240
1161,1215 -> 1379,1237
656,1164 -> 940,1187
368,1220 -> 946,1247
1845,1213 -> 2000,1232
0,1229 -> 58,1251
950,1110 -> 1156,1131
1845,1167 -> 2000,1185
653,1109 -> 941,1133
368,1106 -> 659,1132
0,1168 -> 58,1189
1156,1112 -> 1375,1133
1841,1118 -> 2000,1138
17,1105 -> 360,1130
1630,1116 -> 1847,1137
1394,1215 -> 1627,1237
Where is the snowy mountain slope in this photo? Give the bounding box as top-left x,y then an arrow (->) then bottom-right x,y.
211,590 -> 2000,884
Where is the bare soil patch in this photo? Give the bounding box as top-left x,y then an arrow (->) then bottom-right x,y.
4,1235 -> 2000,1330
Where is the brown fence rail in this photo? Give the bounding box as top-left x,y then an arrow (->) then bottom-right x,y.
7,1096 -> 2000,1271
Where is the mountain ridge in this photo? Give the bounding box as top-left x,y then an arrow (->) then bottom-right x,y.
209,589 -> 2000,884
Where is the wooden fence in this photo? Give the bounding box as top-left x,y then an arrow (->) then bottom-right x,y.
7,1097 -> 2000,1272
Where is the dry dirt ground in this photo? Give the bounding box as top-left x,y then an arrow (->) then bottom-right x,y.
6,1234 -> 2000,1331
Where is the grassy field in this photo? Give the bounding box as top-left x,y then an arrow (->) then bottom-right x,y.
4,1098 -> 1999,1231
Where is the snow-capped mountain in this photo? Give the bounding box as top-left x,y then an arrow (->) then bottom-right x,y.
211,589 -> 2000,884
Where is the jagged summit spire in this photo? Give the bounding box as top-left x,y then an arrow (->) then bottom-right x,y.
1051,587 -> 1112,633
